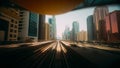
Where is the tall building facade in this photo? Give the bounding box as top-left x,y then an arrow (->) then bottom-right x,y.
18,10 -> 29,41
45,23 -> 50,40
28,12 -> 39,41
0,7 -> 19,41
87,15 -> 94,42
38,15 -> 45,41
18,10 -> 39,41
105,10 -> 120,42
72,21 -> 79,41
49,16 -> 56,40
52,16 -> 56,40
93,6 -> 109,41
63,26 -> 71,40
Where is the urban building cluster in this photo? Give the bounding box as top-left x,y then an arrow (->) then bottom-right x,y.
0,5 -> 120,43
63,6 -> 120,43
62,21 -> 87,42
87,6 -> 120,43
0,6 -> 56,43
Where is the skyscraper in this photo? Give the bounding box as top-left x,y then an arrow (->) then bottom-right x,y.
49,16 -> 56,40
28,12 -> 39,41
18,10 -> 39,41
45,23 -> 50,40
18,10 -> 29,41
38,15 -> 45,41
72,21 -> 79,41
87,15 -> 94,42
63,26 -> 70,40
105,10 -> 120,42
93,6 -> 109,41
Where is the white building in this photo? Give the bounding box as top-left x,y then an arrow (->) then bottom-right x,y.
18,10 -> 39,41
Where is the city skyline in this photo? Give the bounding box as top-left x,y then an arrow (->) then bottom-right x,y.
46,5 -> 120,38
0,1 -> 120,68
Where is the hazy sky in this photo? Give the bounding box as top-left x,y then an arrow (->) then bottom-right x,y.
46,5 -> 120,38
